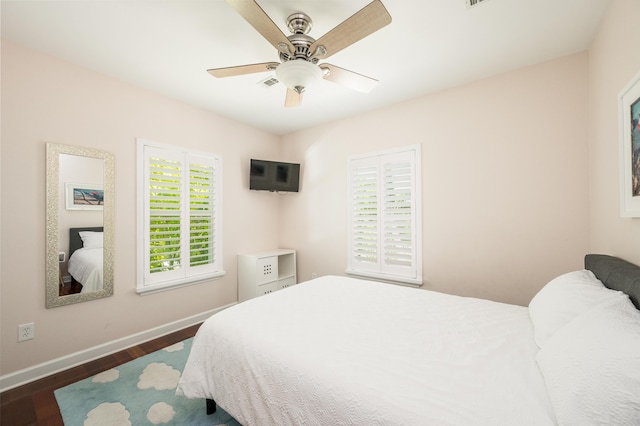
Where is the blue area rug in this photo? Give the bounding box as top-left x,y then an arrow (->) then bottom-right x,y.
54,338 -> 241,425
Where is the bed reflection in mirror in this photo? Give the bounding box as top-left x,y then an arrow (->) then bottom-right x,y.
46,143 -> 114,308
59,154 -> 105,295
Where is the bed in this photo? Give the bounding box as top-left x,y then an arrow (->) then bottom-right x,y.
176,254 -> 640,425
67,227 -> 104,293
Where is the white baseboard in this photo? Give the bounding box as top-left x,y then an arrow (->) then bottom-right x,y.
0,303 -> 235,393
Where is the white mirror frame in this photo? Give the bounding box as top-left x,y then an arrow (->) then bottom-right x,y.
45,143 -> 115,308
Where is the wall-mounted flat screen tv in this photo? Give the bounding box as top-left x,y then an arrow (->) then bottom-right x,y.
250,159 -> 300,192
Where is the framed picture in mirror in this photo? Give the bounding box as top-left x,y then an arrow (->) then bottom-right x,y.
65,182 -> 104,210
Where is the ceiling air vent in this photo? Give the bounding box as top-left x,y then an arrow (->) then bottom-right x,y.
465,0 -> 490,8
257,76 -> 279,89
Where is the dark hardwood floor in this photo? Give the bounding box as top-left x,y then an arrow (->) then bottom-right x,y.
0,323 -> 201,426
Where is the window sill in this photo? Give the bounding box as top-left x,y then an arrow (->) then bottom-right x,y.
136,271 -> 226,296
345,269 -> 423,287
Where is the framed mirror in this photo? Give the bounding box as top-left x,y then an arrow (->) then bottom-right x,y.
46,143 -> 114,308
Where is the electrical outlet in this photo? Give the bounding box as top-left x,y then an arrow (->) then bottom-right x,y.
18,323 -> 35,342
311,272 -> 318,279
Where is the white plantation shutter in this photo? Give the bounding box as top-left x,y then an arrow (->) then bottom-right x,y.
147,149 -> 184,283
382,153 -> 416,276
138,140 -> 223,293
347,146 -> 421,285
187,155 -> 219,272
349,157 -> 380,273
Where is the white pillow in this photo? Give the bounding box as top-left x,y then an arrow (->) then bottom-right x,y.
79,231 -> 103,249
528,270 -> 622,347
537,296 -> 640,425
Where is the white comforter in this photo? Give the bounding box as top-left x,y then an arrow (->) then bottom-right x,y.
177,276 -> 555,425
68,247 -> 103,292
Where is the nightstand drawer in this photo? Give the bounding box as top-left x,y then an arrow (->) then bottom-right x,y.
257,280 -> 278,297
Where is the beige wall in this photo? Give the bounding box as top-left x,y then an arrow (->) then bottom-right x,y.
0,41 -> 282,377
280,53 -> 591,306
588,0 -> 640,264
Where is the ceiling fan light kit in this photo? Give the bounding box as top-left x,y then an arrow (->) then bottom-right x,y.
209,0 -> 392,107
275,59 -> 322,94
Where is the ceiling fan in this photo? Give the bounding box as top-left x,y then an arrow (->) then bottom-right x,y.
208,0 -> 392,107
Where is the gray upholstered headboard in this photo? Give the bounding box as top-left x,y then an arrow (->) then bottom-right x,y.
585,254 -> 640,310
69,226 -> 103,258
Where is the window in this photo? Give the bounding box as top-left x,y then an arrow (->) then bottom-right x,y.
137,139 -> 224,294
347,145 -> 422,286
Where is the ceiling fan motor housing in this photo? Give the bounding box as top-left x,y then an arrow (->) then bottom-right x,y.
280,34 -> 317,62
279,13 -> 320,63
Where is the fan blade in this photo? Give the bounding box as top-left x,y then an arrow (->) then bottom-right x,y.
207,62 -> 279,78
310,0 -> 391,60
321,64 -> 378,93
225,0 -> 294,53
285,88 -> 303,108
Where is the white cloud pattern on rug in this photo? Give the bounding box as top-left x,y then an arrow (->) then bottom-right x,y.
91,368 -> 119,383
147,401 -> 176,424
84,402 -> 131,426
56,338 -> 242,425
138,362 -> 181,390
163,341 -> 185,353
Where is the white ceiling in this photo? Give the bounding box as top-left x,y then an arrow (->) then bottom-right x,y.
1,0 -> 610,135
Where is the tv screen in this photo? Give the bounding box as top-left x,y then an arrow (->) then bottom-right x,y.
250,159 -> 300,192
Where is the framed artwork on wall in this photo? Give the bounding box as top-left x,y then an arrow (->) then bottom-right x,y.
619,70 -> 640,218
65,182 -> 104,210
